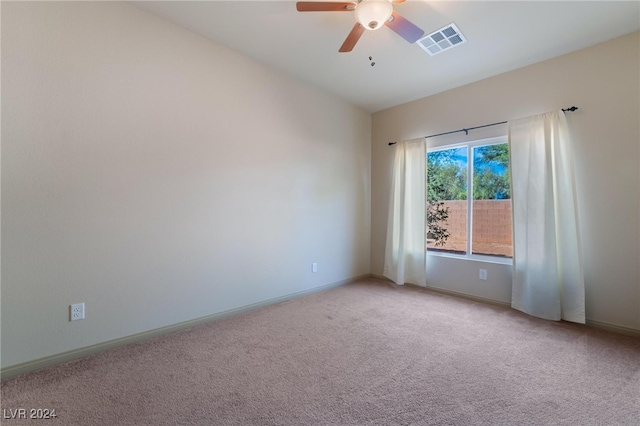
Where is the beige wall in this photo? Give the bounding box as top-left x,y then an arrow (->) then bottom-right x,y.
1,2 -> 371,369
372,32 -> 640,331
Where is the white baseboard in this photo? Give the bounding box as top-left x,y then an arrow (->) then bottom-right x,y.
369,273 -> 511,308
4,273 -> 636,380
370,273 -> 640,337
1,275 -> 368,380
424,285 -> 512,308
585,319 -> 640,337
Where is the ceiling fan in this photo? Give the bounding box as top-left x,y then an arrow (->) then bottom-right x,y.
296,0 -> 424,53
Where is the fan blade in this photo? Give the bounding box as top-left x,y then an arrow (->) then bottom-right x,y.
385,11 -> 424,43
296,2 -> 356,12
339,23 -> 365,52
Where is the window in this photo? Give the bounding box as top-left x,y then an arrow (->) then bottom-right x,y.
427,137 -> 512,260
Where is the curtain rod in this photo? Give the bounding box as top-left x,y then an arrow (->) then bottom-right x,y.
387,106 -> 578,146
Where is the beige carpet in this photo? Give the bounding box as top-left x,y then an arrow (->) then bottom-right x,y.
2,278 -> 639,425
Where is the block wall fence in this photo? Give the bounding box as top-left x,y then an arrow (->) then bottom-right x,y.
427,199 -> 513,257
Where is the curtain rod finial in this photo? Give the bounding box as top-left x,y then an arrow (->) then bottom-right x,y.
563,106 -> 578,112
388,142 -> 397,146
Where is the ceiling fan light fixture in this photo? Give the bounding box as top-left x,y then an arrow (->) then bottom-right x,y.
355,0 -> 393,30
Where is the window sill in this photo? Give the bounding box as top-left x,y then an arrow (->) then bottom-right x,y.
427,250 -> 513,266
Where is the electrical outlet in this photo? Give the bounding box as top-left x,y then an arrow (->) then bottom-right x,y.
312,262 -> 318,273
70,303 -> 85,321
479,269 -> 487,280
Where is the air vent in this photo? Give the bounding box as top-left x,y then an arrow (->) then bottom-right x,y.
417,23 -> 466,56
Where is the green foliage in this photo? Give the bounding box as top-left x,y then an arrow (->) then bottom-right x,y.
474,169 -> 510,200
473,144 -> 510,200
426,200 -> 450,246
427,150 -> 467,202
477,144 -> 509,166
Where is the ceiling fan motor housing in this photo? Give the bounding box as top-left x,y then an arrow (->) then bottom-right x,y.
355,0 -> 393,30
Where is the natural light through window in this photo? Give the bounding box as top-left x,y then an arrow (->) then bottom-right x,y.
427,137 -> 512,260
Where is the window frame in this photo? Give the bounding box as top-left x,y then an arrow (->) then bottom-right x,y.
427,135 -> 513,265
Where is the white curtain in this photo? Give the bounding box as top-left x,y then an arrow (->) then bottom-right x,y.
509,111 -> 585,323
383,138 -> 427,286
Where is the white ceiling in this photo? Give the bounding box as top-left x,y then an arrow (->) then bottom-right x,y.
131,1 -> 640,113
